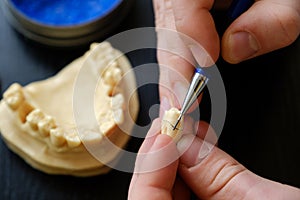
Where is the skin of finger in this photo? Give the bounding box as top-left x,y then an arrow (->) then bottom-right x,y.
171,0 -> 220,63
179,145 -> 262,199
158,53 -> 194,109
194,121 -> 219,145
181,115 -> 195,135
129,117 -> 191,199
153,0 -> 202,110
178,141 -> 300,199
244,179 -> 300,199
159,66 -> 203,113
138,119 -> 161,153
129,134 -> 179,200
172,177 -> 191,200
222,0 -> 300,63
128,119 -> 161,197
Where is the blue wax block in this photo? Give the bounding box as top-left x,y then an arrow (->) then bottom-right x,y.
10,0 -> 122,26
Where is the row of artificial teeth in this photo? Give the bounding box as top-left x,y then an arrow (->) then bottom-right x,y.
26,109 -> 82,148
98,93 -> 125,134
3,43 -> 125,149
3,83 -> 82,149
83,43 -> 122,96
89,43 -> 126,129
87,42 -> 116,74
102,62 -> 122,96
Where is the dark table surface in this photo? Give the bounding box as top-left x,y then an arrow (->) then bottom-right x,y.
1,0 -> 300,199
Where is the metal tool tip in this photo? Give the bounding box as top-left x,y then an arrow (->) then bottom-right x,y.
172,114 -> 182,130
172,120 -> 179,130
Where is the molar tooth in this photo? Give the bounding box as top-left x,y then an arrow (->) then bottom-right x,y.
103,69 -> 114,85
111,94 -> 124,110
26,109 -> 45,130
99,42 -> 111,51
50,128 -> 65,147
161,108 -> 183,143
3,83 -> 24,110
65,133 -> 81,148
113,109 -> 124,125
100,121 -> 115,134
112,67 -> 122,83
18,102 -> 34,123
81,131 -> 102,143
90,43 -> 99,50
38,116 -> 56,137
103,66 -> 122,86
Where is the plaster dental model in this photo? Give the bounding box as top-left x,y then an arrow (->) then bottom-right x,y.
0,42 -> 139,176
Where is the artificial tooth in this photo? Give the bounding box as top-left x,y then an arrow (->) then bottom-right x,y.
3,83 -> 25,110
90,42 -> 99,50
98,41 -> 111,50
113,109 -> 124,125
26,109 -> 45,130
50,128 -> 65,147
112,67 -> 122,83
102,69 -> 114,85
81,131 -> 102,143
18,102 -> 34,123
103,67 -> 122,94
37,116 -> 56,137
161,108 -> 183,143
65,133 -> 81,148
100,121 -> 115,134
111,94 -> 124,109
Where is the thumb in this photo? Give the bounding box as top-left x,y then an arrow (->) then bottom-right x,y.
177,134 -> 300,199
222,0 -> 300,64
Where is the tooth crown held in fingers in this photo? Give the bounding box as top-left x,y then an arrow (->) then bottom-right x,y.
161,107 -> 183,143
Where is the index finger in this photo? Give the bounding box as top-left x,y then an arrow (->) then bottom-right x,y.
171,0 -> 220,65
128,134 -> 179,199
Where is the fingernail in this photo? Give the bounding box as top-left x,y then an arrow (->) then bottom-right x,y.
228,31 -> 259,62
173,81 -> 188,108
177,134 -> 214,167
160,96 -> 171,118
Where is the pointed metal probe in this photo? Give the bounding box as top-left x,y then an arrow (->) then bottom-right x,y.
173,68 -> 209,130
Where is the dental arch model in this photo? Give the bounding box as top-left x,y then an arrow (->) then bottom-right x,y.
0,42 -> 139,176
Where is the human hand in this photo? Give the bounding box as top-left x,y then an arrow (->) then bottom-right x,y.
154,0 -> 300,112
128,119 -> 300,199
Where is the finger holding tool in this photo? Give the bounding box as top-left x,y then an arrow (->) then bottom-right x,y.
172,0 -> 254,130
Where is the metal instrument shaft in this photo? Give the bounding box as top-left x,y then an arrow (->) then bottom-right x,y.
173,68 -> 208,130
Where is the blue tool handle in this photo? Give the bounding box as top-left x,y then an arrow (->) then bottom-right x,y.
228,0 -> 254,20
195,67 -> 210,80
195,68 -> 203,74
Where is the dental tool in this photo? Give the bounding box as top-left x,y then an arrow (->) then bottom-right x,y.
172,0 -> 254,130
173,67 -> 208,130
